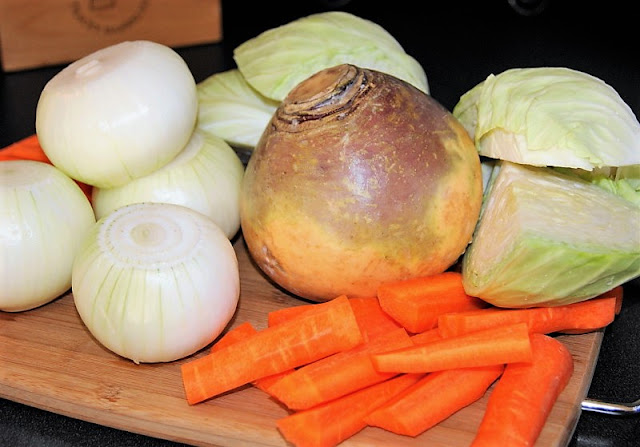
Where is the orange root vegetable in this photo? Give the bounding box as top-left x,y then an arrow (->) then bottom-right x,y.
438,289 -> 619,338
181,295 -> 364,405
371,322 -> 532,373
211,321 -> 258,352
1,134 -> 93,200
471,333 -> 574,447
410,328 -> 443,345
276,373 -> 424,447
377,271 -> 487,333
268,296 -> 402,341
268,327 -> 412,410
365,364 -> 504,436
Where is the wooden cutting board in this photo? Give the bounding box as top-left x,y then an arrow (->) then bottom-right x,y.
0,236 -> 603,447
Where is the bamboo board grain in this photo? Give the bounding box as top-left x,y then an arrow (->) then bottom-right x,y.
0,236 -> 603,447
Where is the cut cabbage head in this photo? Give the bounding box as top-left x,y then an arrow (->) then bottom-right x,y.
462,161 -> 640,307
453,67 -> 640,170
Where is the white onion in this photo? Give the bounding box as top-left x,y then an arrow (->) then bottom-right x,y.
71,202 -> 240,363
92,130 -> 244,239
35,40 -> 198,188
0,161 -> 96,312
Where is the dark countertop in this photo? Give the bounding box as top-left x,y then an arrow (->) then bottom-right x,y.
1,1 -> 639,446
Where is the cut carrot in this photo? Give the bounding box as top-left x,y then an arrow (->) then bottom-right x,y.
1,134 -> 93,201
410,328 -> 443,345
371,322 -> 532,374
276,373 -> 423,447
365,364 -> 504,437
268,296 -> 402,341
438,290 -> 619,338
181,295 -> 364,405
268,327 -> 413,410
209,321 -> 293,393
377,271 -> 487,333
471,334 -> 574,447
211,321 -> 258,352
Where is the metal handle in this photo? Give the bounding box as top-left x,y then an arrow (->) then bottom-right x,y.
581,397 -> 640,415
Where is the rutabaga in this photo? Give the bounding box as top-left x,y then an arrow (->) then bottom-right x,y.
197,69 -> 279,153
462,161 -> 640,307
233,11 -> 429,102
72,202 -> 240,364
92,130 -> 245,239
36,40 -> 198,188
453,67 -> 640,170
0,161 -> 96,312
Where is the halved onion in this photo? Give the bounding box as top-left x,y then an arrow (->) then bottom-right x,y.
35,40 -> 198,188
92,130 -> 244,239
1,160 -> 96,312
71,202 -> 240,363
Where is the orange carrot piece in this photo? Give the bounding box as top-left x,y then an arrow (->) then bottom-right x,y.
365,364 -> 504,437
209,320 -> 294,394
181,295 -> 364,405
211,321 -> 257,352
276,373 -> 423,447
410,328 -> 443,345
1,135 -> 93,201
377,271 -> 487,333
438,290 -> 619,338
371,322 -> 532,374
268,327 -> 413,410
471,334 -> 574,447
268,296 -> 402,341
0,134 -> 50,163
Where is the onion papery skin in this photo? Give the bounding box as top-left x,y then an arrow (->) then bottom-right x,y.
92,130 -> 245,239
35,40 -> 198,188
1,161 -> 96,312
241,64 -> 483,302
71,202 -> 240,363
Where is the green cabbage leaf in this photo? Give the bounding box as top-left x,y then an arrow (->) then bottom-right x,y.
196,69 -> 279,151
462,161 -> 640,307
233,11 -> 429,102
453,67 -> 640,170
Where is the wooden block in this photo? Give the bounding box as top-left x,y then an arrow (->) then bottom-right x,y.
0,0 -> 222,72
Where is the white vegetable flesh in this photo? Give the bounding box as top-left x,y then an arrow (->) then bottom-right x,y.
35,40 -> 198,188
92,130 -> 245,239
462,161 -> 640,307
72,202 -> 240,363
0,161 -> 96,312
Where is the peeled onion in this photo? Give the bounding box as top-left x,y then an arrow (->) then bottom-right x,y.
71,202 -> 240,363
35,40 -> 198,188
92,130 -> 245,239
0,160 -> 96,312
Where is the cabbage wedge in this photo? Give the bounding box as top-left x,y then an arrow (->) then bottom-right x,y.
453,67 -> 640,170
233,11 -> 429,102
462,161 -> 640,307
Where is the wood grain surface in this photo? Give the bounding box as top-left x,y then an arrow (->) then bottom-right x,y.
0,236 -> 603,447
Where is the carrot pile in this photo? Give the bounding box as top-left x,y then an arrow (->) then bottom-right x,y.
179,270 -> 622,447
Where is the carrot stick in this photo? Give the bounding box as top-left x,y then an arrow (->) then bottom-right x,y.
1,134 -> 93,201
276,373 -> 424,447
371,322 -> 532,374
0,134 -> 50,163
267,327 -> 413,410
410,328 -> 442,345
268,296 -> 402,341
181,295 -> 364,405
471,334 -> 574,447
211,321 -> 257,352
365,364 -> 504,437
438,289 -> 619,338
377,271 -> 487,333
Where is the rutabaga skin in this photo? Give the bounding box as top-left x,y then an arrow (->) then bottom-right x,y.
241,64 -> 483,302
